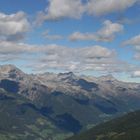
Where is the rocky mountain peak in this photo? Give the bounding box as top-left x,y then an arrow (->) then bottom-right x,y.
58,71 -> 74,77
58,72 -> 77,80
0,64 -> 20,72
0,64 -> 25,79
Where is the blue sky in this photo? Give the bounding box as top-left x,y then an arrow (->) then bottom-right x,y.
0,0 -> 140,82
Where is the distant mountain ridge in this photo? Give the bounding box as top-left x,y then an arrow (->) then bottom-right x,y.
0,64 -> 140,139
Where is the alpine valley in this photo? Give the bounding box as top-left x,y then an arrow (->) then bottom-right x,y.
0,64 -> 140,140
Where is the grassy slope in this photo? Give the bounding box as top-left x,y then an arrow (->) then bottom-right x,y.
66,110 -> 140,140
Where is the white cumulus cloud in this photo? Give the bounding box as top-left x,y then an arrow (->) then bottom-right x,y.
132,71 -> 140,77
69,20 -> 123,42
123,34 -> 140,60
0,11 -> 30,41
35,0 -> 139,24
86,0 -> 138,16
35,0 -> 84,25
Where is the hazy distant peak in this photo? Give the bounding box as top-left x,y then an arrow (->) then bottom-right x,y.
98,74 -> 116,81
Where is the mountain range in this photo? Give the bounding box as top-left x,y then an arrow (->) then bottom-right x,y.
0,64 -> 140,139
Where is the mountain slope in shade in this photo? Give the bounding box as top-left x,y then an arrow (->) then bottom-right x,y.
0,89 -> 72,140
66,110 -> 140,140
